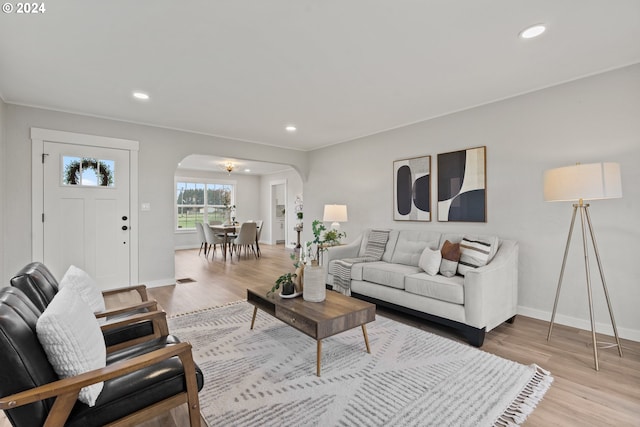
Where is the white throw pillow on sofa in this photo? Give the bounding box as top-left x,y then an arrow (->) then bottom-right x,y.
59,265 -> 106,314
36,286 -> 106,406
419,247 -> 442,276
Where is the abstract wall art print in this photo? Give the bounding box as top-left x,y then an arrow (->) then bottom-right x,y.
437,146 -> 487,222
393,155 -> 431,221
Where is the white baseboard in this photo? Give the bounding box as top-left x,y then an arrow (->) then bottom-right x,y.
175,244 -> 200,251
517,305 -> 640,343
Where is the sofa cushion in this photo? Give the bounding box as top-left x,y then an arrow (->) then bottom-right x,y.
458,235 -> 499,276
439,240 -> 461,277
36,287 -> 106,407
390,230 -> 440,266
350,263 -> 363,281
405,273 -> 465,305
362,263 -> 421,289
418,247 -> 441,276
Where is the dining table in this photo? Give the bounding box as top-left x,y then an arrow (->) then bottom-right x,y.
210,224 -> 237,261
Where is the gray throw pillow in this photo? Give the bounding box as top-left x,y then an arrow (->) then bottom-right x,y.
439,240 -> 461,277
439,259 -> 458,277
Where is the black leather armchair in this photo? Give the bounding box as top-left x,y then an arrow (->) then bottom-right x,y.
0,287 -> 203,426
11,262 -> 160,350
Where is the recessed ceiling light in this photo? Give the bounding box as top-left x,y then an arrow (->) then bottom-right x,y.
132,91 -> 150,100
244,169 -> 251,173
519,24 -> 546,39
285,125 -> 297,132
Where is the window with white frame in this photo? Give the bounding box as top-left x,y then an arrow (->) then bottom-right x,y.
175,180 -> 235,230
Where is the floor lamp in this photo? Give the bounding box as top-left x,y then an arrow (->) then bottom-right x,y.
543,162 -> 623,371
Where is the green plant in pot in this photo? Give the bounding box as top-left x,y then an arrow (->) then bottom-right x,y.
268,253 -> 301,296
323,229 -> 346,246
304,219 -> 327,266
270,272 -> 297,296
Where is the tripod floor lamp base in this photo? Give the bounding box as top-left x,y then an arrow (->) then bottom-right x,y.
546,201 -> 623,371
544,162 -> 624,372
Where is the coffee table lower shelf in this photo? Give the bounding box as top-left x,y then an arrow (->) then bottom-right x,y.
247,286 -> 376,377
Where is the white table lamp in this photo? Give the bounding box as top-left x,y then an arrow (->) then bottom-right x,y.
543,162 -> 623,370
323,204 -> 348,230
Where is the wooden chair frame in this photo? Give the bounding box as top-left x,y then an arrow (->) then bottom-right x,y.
100,309 -> 169,353
0,342 -> 201,427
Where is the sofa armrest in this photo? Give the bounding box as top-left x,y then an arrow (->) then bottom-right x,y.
324,235 -> 362,263
463,240 -> 519,331
323,235 -> 363,281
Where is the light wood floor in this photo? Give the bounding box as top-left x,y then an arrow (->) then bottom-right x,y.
2,244 -> 638,426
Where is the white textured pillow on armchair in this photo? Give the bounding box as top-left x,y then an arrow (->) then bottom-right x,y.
59,265 -> 106,314
36,286 -> 106,406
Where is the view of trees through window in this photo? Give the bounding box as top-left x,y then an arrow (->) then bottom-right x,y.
176,181 -> 234,229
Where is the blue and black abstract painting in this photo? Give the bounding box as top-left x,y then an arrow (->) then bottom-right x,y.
394,156 -> 431,221
437,146 -> 486,222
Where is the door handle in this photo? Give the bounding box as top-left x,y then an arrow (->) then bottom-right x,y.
122,226 -> 128,231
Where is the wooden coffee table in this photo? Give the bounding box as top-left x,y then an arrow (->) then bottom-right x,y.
247,285 -> 376,376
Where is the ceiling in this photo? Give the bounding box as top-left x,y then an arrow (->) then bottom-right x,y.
1,1 -> 639,151
177,154 -> 292,176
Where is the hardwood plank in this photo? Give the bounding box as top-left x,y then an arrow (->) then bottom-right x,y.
2,243 -> 638,426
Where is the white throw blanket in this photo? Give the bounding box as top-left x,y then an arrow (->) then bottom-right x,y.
331,229 -> 390,296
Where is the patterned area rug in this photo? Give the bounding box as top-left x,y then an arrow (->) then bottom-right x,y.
168,301 -> 552,427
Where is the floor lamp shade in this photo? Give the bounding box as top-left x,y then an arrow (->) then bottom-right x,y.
323,204 -> 348,230
543,162 -> 622,202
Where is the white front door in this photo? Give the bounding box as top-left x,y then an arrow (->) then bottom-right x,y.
43,142 -> 131,290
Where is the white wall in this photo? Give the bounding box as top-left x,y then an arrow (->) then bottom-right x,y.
304,64 -> 640,340
173,169 -> 262,249
2,105 -> 308,286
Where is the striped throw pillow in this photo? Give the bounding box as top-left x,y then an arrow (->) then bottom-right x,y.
457,237 -> 495,276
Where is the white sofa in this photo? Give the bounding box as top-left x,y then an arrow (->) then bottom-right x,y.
324,229 -> 519,346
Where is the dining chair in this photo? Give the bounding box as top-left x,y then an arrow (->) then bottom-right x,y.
232,222 -> 258,260
202,223 -> 226,260
195,222 -> 207,256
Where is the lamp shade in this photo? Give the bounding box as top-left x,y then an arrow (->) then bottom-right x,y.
323,204 -> 348,223
543,162 -> 622,202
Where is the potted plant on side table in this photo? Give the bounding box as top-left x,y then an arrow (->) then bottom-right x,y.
323,228 -> 346,247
